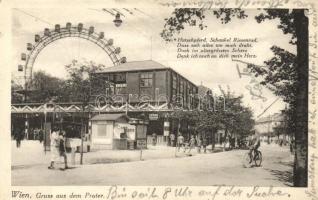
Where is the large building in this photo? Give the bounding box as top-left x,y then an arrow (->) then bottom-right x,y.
254,112 -> 285,136
11,60 -> 199,147
90,60 -> 198,145
91,60 -> 198,109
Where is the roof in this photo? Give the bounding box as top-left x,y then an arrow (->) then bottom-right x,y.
94,60 -> 198,87
96,60 -> 169,73
256,113 -> 284,124
90,113 -> 129,121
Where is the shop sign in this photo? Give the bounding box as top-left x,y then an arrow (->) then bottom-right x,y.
149,113 -> 159,120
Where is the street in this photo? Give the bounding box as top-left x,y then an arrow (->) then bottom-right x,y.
12,141 -> 293,186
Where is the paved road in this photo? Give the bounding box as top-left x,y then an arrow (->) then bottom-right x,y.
12,141 -> 293,186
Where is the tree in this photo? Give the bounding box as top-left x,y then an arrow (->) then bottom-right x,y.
161,9 -> 247,41
170,88 -> 254,150
64,59 -> 104,164
27,70 -> 66,103
161,8 -> 308,186
11,80 -> 24,103
251,9 -> 308,187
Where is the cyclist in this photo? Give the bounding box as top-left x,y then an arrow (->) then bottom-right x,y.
248,134 -> 261,163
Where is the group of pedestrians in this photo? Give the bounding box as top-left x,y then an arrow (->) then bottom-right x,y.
13,128 -> 45,148
176,134 -> 208,154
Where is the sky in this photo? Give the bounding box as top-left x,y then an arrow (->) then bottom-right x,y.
11,8 -> 296,119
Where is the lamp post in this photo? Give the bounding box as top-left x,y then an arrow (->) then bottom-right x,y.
80,70 -> 90,165
43,103 -> 47,154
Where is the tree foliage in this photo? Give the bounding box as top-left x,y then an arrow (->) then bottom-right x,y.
170,90 -> 254,144
161,8 -> 308,186
255,9 -> 297,44
27,70 -> 66,103
161,8 -> 247,41
16,60 -> 104,104
247,46 -> 297,104
64,60 -> 104,104
11,80 -> 24,103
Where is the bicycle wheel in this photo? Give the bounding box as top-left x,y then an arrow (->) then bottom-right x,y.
242,152 -> 251,167
254,151 -> 262,166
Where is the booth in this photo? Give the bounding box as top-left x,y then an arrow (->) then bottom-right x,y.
90,113 -> 136,150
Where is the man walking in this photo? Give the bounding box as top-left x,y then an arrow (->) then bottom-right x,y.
14,128 -> 22,148
58,131 -> 69,170
188,135 -> 196,153
152,133 -> 157,146
170,133 -> 175,147
39,129 -> 44,143
177,134 -> 184,152
196,136 -> 202,153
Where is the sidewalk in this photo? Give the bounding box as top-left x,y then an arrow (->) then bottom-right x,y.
12,142 -> 294,186
11,141 -> 224,168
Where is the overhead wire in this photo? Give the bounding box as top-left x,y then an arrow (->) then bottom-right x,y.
13,8 -> 53,25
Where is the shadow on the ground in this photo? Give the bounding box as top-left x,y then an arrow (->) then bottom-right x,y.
89,158 -> 131,164
12,165 -> 36,170
265,161 -> 293,187
59,166 -> 77,171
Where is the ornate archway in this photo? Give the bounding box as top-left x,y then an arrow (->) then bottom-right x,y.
18,22 -> 127,87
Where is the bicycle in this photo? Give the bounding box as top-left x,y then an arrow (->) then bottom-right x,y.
242,149 -> 262,167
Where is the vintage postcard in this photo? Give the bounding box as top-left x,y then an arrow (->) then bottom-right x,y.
0,0 -> 318,199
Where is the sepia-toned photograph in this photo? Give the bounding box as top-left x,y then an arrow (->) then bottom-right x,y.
10,7 -> 309,188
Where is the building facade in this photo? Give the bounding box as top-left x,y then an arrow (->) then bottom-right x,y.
90,60 -> 198,145
254,112 -> 290,144
90,60 -> 198,110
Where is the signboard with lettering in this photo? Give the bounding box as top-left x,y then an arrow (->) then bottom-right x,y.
136,124 -> 147,139
136,139 -> 147,149
149,113 -> 159,121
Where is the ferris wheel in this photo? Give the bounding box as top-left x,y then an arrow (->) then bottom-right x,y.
18,22 -> 127,89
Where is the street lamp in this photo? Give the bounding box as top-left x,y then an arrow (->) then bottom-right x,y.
113,13 -> 123,27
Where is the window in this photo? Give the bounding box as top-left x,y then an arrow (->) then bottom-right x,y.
105,81 -> 114,96
97,124 -> 107,137
180,80 -> 184,95
115,83 -> 127,94
109,74 -> 115,82
172,75 -> 177,89
115,73 -> 126,83
104,75 -> 109,81
172,75 -> 177,96
140,72 -> 153,87
97,123 -> 112,138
